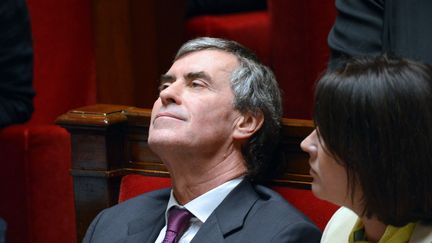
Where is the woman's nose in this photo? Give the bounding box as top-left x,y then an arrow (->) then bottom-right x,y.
300,129 -> 318,156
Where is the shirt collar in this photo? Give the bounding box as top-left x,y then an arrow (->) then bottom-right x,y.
165,177 -> 244,224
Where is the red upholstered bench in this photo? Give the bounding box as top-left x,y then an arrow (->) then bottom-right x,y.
118,174 -> 337,231
0,0 -> 96,242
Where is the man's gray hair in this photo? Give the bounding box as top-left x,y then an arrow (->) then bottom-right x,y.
175,37 -> 283,181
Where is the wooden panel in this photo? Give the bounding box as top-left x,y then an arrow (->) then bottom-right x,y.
92,0 -> 186,108
92,0 -> 135,105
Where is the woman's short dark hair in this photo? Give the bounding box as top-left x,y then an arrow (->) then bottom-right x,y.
314,56 -> 432,226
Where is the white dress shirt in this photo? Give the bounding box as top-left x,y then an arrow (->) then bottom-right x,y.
154,177 -> 243,243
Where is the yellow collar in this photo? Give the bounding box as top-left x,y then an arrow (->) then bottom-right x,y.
349,219 -> 416,243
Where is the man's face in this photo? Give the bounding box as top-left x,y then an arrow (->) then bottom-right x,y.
148,50 -> 241,156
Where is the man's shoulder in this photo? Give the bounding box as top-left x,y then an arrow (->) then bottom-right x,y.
104,187 -> 171,216
219,182 -> 321,242
251,184 -> 317,226
82,188 -> 170,242
321,207 -> 356,242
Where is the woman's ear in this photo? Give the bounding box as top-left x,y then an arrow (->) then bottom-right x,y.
233,111 -> 264,140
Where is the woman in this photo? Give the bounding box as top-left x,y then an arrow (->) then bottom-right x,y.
301,56 -> 432,242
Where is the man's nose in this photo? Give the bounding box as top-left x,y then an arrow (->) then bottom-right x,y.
159,81 -> 182,106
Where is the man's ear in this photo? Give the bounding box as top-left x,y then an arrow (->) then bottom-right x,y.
233,111 -> 264,140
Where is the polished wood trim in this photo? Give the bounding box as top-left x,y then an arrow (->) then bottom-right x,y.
56,104 -> 130,126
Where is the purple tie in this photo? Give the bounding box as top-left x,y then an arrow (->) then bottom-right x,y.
162,207 -> 193,243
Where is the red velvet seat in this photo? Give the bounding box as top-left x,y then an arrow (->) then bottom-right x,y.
118,174 -> 338,231
186,0 -> 336,119
0,0 -> 96,242
272,186 -> 338,230
0,126 -> 76,243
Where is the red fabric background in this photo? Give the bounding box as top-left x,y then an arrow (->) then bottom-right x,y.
0,126 -> 77,243
186,0 -> 336,119
272,186 -> 338,230
269,0 -> 336,119
0,0 -> 96,242
118,174 -> 172,203
27,0 -> 96,125
186,11 -> 271,66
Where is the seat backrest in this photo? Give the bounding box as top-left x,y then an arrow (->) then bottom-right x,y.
27,0 -> 96,125
186,11 -> 270,65
118,174 -> 338,231
268,0 -> 336,119
272,186 -> 338,231
118,174 -> 171,203
185,0 -> 336,119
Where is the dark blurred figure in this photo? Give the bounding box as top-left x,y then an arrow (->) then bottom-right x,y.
0,218 -> 5,243
0,0 -> 34,240
186,0 -> 266,17
0,0 -> 34,128
328,0 -> 432,69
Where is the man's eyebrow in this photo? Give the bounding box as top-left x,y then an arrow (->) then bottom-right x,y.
160,74 -> 175,84
185,71 -> 211,82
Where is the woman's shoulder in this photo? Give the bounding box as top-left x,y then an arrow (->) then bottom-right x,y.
321,207 -> 358,243
411,223 -> 432,243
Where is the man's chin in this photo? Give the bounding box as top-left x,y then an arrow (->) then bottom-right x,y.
148,135 -> 184,149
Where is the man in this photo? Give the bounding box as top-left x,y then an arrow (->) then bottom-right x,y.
83,37 -> 321,243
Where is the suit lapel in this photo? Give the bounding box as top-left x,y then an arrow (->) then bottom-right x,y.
191,180 -> 259,243
125,214 -> 165,243
118,189 -> 170,243
190,216 -> 225,243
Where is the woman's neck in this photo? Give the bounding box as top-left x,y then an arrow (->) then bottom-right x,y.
361,215 -> 387,242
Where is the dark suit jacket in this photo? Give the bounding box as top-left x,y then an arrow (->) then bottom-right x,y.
83,180 -> 321,243
0,0 -> 34,127
328,0 -> 432,68
186,0 -> 266,17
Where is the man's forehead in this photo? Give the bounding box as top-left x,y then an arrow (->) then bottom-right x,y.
167,50 -> 238,75
176,50 -> 238,66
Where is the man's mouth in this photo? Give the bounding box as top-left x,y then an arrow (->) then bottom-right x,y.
155,112 -> 185,121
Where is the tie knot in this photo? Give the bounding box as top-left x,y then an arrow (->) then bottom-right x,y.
162,207 -> 193,243
167,207 -> 193,235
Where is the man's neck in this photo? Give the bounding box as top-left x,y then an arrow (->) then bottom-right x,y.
166,150 -> 247,205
